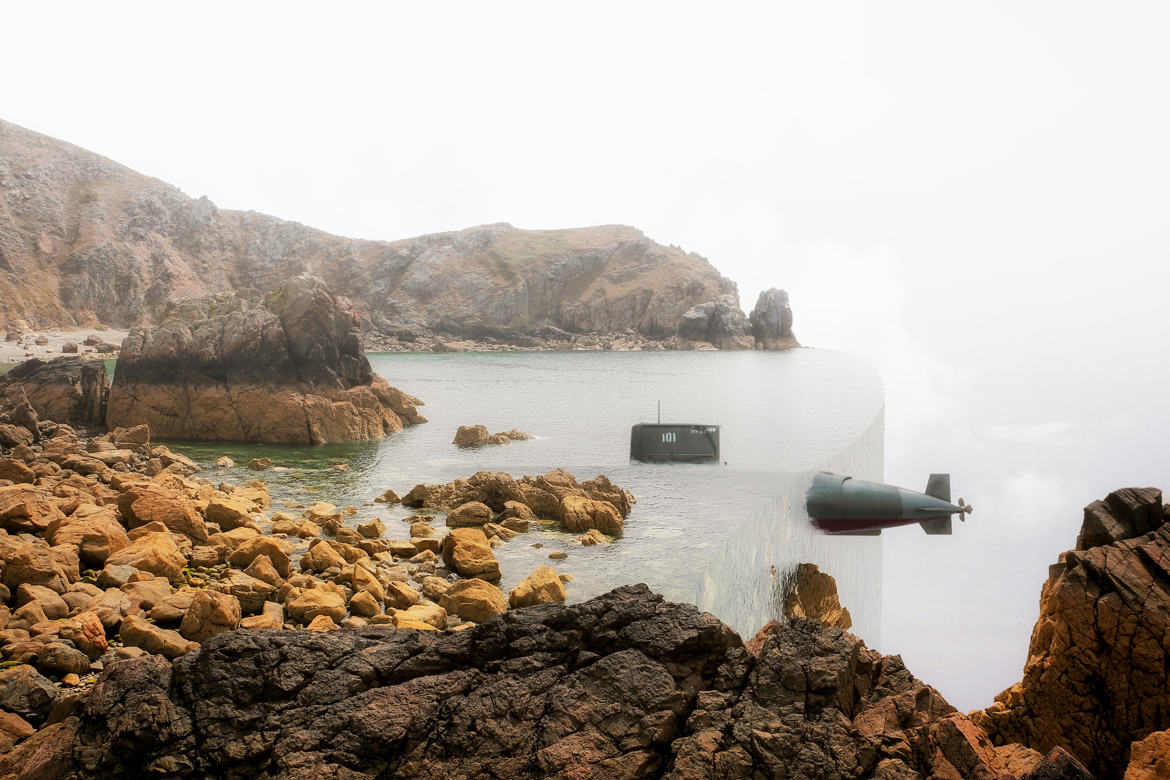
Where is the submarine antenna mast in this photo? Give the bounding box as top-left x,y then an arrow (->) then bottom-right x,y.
657,400 -> 661,424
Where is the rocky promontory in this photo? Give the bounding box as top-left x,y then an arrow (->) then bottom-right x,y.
0,119 -> 798,351
972,487 -> 1170,779
105,276 -> 425,443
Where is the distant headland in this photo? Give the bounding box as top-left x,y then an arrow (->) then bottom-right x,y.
0,119 -> 796,353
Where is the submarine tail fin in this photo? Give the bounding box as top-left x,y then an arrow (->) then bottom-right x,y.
919,516 -> 953,535
924,473 -> 951,502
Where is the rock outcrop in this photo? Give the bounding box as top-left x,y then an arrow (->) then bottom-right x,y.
972,487 -> 1170,779
402,469 -> 634,535
105,276 -> 425,443
0,357 -> 108,427
749,287 -> 799,349
675,295 -> 752,349
781,561 -> 852,629
0,584 -> 1092,779
452,424 -> 533,447
0,119 -> 788,350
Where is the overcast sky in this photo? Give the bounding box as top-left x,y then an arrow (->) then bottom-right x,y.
4,1 -> 1169,709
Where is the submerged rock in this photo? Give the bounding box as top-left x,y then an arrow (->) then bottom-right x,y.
105,276 -> 426,443
452,424 -> 533,447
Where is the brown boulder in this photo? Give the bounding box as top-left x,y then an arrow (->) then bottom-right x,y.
0,459 -> 34,484
439,578 -> 508,622
46,507 -> 130,566
204,496 -> 256,531
149,588 -> 199,624
560,494 -> 624,535
445,501 -> 493,528
119,614 -> 198,659
286,589 -> 346,626
452,424 -> 492,446
440,528 -> 501,581
0,538 -> 69,594
228,536 -> 292,578
384,580 -> 421,610
104,532 -> 187,584
57,612 -> 107,659
180,590 -> 242,642
117,485 -> 208,542
211,570 -> 276,615
508,564 -> 566,608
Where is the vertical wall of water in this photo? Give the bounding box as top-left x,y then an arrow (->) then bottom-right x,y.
697,407 -> 886,647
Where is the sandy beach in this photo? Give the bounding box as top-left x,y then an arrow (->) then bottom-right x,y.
0,328 -> 129,366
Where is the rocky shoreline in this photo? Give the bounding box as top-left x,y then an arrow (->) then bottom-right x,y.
0,367 -> 1164,776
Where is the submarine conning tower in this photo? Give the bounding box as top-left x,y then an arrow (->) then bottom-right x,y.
629,423 -> 720,463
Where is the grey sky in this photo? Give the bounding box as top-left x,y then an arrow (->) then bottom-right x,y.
4,1 -> 1168,709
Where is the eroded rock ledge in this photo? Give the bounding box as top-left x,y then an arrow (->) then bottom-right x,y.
0,584 -> 1086,779
105,276 -> 425,443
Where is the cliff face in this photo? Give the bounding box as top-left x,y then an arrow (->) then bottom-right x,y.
0,119 -> 768,347
105,276 -> 425,443
972,487 -> 1170,780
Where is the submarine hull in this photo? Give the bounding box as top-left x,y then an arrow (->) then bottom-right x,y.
806,472 -> 964,534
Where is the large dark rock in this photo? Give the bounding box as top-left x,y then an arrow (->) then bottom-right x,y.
972,487 -> 1170,779
0,584 -> 1089,778
105,276 -> 425,443
748,287 -> 799,349
0,357 -> 109,428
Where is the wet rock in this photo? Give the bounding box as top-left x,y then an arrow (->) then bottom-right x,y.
508,564 -> 566,608
248,457 -> 272,471
214,456 -> 235,468
356,518 -> 384,538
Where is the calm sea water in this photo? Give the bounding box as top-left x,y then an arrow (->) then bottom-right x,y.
171,349 -> 886,642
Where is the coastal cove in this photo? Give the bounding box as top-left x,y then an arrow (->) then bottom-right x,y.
166,349 -> 885,639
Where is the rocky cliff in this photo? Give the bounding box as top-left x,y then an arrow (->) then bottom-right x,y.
0,119 -> 793,349
971,487 -> 1170,779
0,585 -> 1087,779
105,276 -> 425,443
